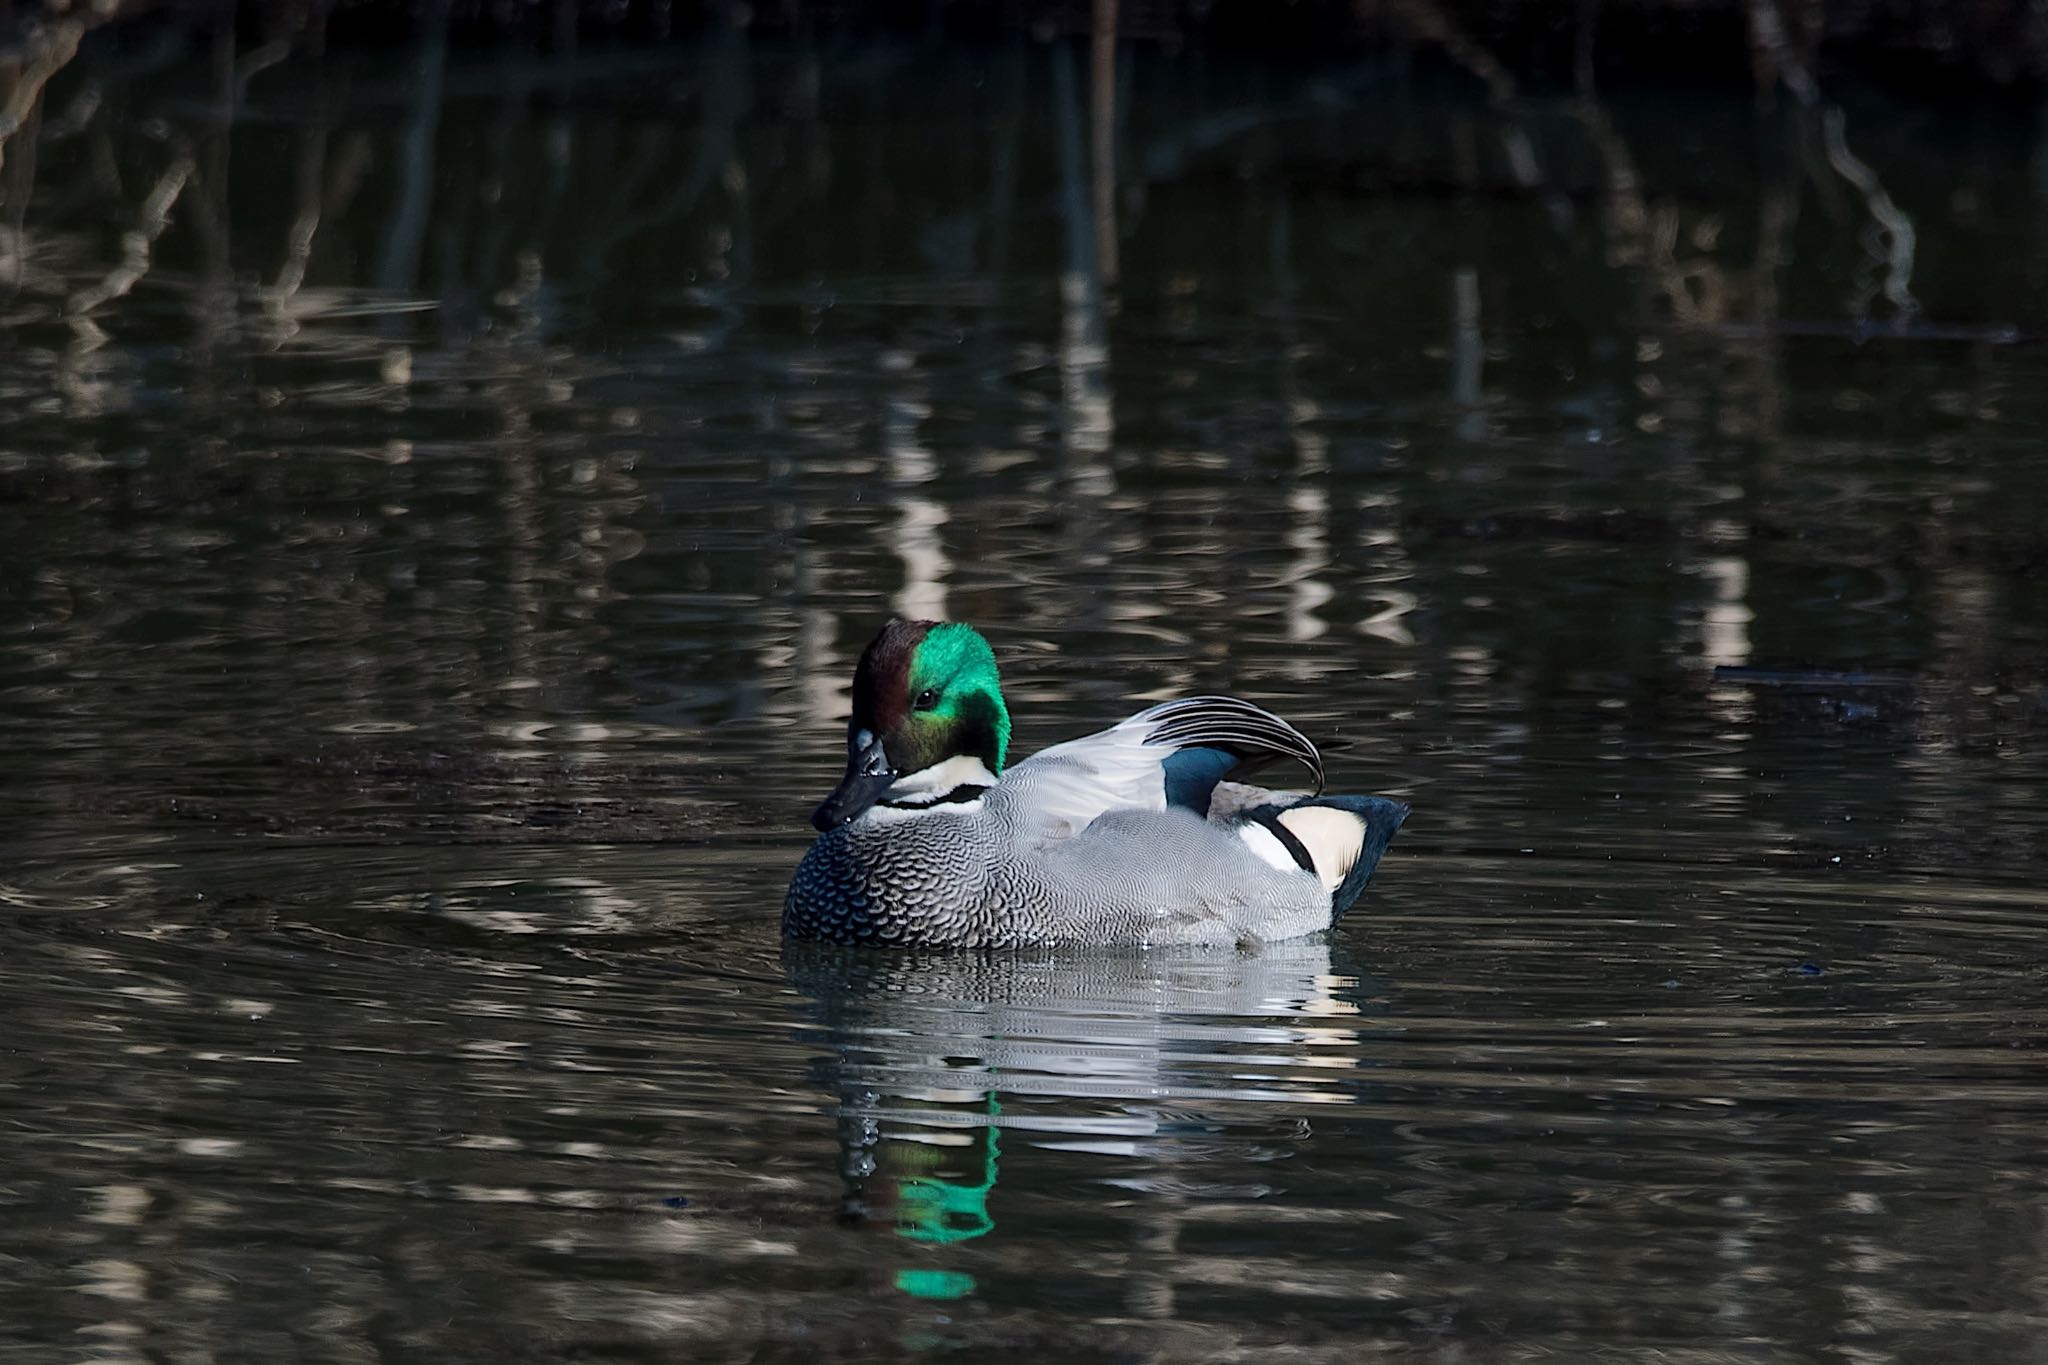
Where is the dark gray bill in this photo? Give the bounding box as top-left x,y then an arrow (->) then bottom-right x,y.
810,732 -> 898,832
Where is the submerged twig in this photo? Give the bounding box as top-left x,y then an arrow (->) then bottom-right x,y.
1822,105 -> 1919,326
1383,0 -> 1516,104
375,0 -> 451,301
0,18 -> 84,177
1090,0 -> 1118,289
1747,0 -> 1920,326
1745,0 -> 1819,106
65,146 -> 196,322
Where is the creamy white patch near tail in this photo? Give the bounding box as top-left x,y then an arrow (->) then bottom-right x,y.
1277,806 -> 1366,892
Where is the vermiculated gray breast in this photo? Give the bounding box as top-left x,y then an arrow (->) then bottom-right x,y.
784,819 -> 1011,947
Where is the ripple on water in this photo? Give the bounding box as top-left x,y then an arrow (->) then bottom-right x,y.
0,828 -> 2042,1358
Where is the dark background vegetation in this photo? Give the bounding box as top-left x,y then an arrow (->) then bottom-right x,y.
15,0 -> 2048,86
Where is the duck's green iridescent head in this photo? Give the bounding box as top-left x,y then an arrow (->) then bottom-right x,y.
811,620 -> 1012,832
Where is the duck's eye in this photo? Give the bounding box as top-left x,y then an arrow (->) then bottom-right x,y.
912,688 -> 940,711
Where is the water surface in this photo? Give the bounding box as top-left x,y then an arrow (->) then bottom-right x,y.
3,25 -> 2046,1362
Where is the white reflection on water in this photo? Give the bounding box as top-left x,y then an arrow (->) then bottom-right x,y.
1053,41 -> 1117,486
860,946 -> 1358,1109
1273,197 -> 1334,655
1697,518 -> 1754,674
1285,477 -> 1333,648
1059,268 -> 1117,482
1450,266 -> 1486,443
883,368 -> 949,624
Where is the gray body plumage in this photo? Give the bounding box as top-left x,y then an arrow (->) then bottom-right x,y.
786,685 -> 1410,950
785,779 -> 1338,949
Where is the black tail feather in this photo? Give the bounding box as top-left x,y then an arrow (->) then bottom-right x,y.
1139,696 -> 1324,793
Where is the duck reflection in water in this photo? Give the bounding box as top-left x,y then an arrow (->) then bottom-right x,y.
785,938 -> 1381,1300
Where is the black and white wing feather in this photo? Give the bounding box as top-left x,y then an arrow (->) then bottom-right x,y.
1132,695 -> 1325,792
999,694 -> 1324,841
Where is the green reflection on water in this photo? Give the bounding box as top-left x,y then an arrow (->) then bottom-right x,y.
893,1268 -> 978,1300
896,1097 -> 1003,1248
892,1096 -> 1002,1301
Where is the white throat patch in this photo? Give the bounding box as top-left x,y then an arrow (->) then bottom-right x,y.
881,754 -> 999,806
860,755 -> 998,824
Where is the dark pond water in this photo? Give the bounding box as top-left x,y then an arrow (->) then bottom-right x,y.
4,19 -> 2048,1362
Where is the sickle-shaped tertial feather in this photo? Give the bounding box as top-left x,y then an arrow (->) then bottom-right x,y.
1134,695 -> 1326,794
